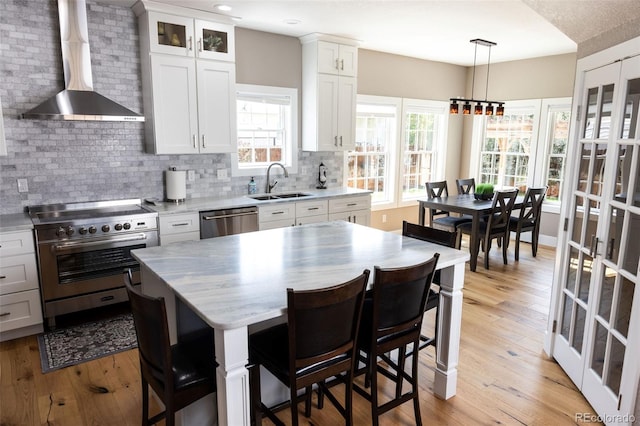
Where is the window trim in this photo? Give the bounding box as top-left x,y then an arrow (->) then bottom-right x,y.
470,97 -> 572,214
345,95 -> 448,211
231,84 -> 298,178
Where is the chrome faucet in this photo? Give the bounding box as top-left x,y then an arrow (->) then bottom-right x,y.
266,162 -> 289,193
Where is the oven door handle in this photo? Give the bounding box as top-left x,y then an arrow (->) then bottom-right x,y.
53,233 -> 149,251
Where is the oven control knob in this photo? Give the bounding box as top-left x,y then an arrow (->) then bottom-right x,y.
56,227 -> 67,237
66,227 -> 75,236
115,223 -> 123,231
88,226 -> 97,234
123,223 -> 131,230
79,227 -> 88,235
102,225 -> 110,232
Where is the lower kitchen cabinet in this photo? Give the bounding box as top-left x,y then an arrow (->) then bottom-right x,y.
258,203 -> 296,230
159,212 -> 200,245
295,199 -> 328,226
328,194 -> 371,226
0,229 -> 43,341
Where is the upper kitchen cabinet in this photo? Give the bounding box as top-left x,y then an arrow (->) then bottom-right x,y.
143,10 -> 235,62
300,34 -> 359,152
133,1 -> 237,154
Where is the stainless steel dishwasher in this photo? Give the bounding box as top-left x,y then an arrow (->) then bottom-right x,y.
200,206 -> 259,238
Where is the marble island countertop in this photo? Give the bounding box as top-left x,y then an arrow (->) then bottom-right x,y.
145,187 -> 371,215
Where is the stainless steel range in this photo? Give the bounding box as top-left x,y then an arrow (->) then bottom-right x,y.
28,199 -> 158,327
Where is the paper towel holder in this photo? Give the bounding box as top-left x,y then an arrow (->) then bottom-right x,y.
166,167 -> 187,204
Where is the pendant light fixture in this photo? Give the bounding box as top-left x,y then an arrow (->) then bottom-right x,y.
450,38 -> 504,116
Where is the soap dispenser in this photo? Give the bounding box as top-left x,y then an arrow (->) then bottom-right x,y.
248,177 -> 257,194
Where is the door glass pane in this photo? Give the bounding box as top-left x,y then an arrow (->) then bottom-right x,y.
606,207 -> 624,263
598,266 -> 616,321
614,145 -> 633,203
590,321 -> 607,379
614,276 -> 635,338
157,21 -> 187,48
577,253 -> 593,303
621,78 -> 640,139
584,87 -> 598,139
606,336 -> 625,395
572,304 -> 587,354
623,211 -> 640,275
591,144 -> 607,197
565,246 -> 580,292
571,196 -> 584,244
597,84 -> 614,139
560,293 -> 573,341
577,143 -> 591,192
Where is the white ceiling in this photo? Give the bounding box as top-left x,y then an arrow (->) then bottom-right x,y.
109,0 -> 640,66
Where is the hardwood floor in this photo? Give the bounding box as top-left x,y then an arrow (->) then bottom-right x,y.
0,242 -> 601,425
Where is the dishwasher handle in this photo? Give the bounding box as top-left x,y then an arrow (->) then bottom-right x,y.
201,211 -> 258,221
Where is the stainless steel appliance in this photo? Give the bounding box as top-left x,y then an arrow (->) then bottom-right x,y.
200,207 -> 258,239
29,199 -> 158,327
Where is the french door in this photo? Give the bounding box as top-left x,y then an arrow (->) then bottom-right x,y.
552,54 -> 640,424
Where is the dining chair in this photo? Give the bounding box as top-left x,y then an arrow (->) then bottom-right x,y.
456,177 -> 476,194
458,189 -> 519,269
425,180 -> 472,236
353,255 -> 439,426
401,221 -> 458,353
509,186 -> 547,261
123,269 -> 217,426
248,270 -> 370,426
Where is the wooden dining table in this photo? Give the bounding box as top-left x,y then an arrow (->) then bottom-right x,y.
418,194 -> 524,272
132,221 -> 469,426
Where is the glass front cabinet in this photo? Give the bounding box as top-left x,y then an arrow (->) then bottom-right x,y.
547,39 -> 639,425
146,11 -> 235,62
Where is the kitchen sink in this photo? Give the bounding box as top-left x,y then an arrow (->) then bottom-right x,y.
249,192 -> 312,201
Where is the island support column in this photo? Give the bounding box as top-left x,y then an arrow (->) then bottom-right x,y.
214,327 -> 251,426
433,261 -> 465,399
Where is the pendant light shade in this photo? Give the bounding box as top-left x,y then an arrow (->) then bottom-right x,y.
450,39 -> 503,116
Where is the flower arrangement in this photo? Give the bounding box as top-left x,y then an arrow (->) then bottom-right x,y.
474,183 -> 495,200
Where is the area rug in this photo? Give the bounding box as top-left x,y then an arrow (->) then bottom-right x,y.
37,313 -> 137,373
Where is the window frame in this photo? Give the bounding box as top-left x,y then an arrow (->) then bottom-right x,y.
345,95 -> 448,211
470,97 -> 571,214
231,84 -> 298,177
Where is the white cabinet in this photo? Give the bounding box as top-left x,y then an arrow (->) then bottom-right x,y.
135,2 -> 237,154
295,199 -> 329,226
158,212 -> 200,245
301,35 -> 358,152
258,203 -> 296,230
328,195 -> 371,226
0,230 -> 43,341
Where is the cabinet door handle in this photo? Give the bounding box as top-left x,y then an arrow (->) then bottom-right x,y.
347,203 -> 357,207
334,136 -> 338,147
198,38 -> 202,52
0,275 -> 6,279
0,312 -> 10,317
193,135 -> 197,148
171,222 -> 190,227
202,135 -> 206,148
335,59 -> 339,70
307,207 -> 319,211
340,136 -> 343,146
271,211 -> 285,215
189,36 -> 193,51
340,59 -> 344,70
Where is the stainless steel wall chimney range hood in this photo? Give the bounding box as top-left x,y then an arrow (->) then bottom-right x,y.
21,0 -> 144,122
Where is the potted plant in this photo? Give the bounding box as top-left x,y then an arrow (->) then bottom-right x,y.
474,183 -> 495,200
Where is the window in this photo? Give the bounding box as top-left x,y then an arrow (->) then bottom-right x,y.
471,98 -> 571,211
232,84 -> 298,177
346,96 -> 447,209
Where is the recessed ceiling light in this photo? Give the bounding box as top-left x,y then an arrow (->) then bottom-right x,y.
283,19 -> 301,25
215,4 -> 232,11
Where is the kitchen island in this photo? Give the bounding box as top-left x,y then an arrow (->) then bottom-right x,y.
132,221 -> 469,426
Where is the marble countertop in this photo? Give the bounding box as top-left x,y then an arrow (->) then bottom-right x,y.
145,187 -> 371,215
132,221 -> 469,330
0,213 -> 34,233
